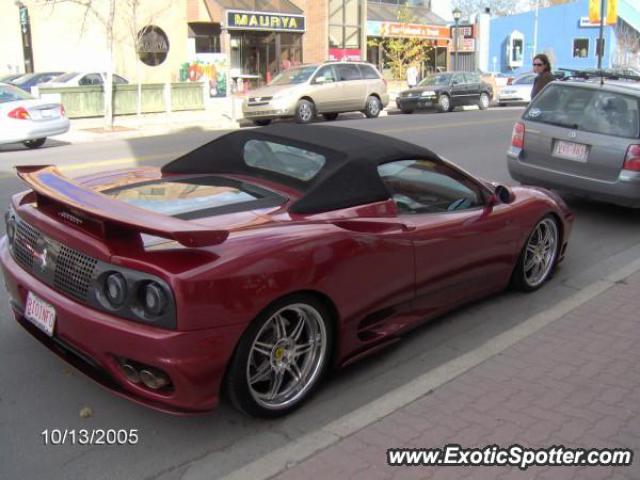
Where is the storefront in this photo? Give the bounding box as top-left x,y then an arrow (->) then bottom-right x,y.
366,2 -> 450,77
226,9 -> 305,88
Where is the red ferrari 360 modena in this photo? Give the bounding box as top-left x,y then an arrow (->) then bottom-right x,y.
1,125 -> 574,417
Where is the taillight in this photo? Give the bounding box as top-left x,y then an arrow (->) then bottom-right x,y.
383,78 -> 387,88
60,104 -> 66,117
623,144 -> 640,171
511,122 -> 525,149
507,77 -> 513,85
8,107 -> 30,120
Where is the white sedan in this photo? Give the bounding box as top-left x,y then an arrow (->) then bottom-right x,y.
497,73 -> 535,106
0,82 -> 69,148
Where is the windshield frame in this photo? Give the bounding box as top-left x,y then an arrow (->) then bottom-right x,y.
269,65 -> 318,86
418,73 -> 453,87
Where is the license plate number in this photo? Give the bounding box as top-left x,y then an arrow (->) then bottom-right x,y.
553,140 -> 588,162
25,292 -> 56,337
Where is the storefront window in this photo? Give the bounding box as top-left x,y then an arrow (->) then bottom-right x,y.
189,23 -> 221,54
230,31 -> 303,89
328,0 -> 362,50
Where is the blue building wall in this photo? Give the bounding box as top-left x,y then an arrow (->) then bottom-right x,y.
488,0 -> 622,75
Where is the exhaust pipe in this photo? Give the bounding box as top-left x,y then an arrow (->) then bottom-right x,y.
139,369 -> 169,390
121,363 -> 140,383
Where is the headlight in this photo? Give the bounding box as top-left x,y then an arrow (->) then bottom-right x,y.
104,272 -> 127,307
421,90 -> 436,97
5,208 -> 16,246
140,282 -> 167,316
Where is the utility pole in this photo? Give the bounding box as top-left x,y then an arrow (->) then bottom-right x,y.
532,0 -> 539,60
597,0 -> 606,70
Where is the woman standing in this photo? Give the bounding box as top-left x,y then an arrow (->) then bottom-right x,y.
531,53 -> 554,99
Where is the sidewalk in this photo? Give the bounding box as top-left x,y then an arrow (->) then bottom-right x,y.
246,268 -> 640,480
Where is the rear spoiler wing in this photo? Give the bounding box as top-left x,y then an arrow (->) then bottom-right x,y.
15,165 -> 229,247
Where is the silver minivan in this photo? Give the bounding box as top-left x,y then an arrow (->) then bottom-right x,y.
507,80 -> 640,208
242,62 -> 389,125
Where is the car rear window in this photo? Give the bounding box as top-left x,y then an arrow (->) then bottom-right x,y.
103,177 -> 284,219
243,140 -> 326,181
0,84 -> 33,102
525,84 -> 640,138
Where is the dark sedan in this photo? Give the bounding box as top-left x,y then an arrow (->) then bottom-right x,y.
396,71 -> 493,113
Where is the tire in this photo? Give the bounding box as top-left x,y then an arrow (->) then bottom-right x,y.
437,94 -> 451,113
478,92 -> 490,110
252,119 -> 272,126
364,95 -> 382,118
511,215 -> 560,292
23,138 -> 46,148
400,107 -> 414,114
294,99 -> 315,124
322,113 -> 339,121
226,294 -> 333,418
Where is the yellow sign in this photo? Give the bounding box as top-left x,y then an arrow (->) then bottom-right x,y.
588,0 -> 600,23
606,0 -> 617,25
227,10 -> 305,32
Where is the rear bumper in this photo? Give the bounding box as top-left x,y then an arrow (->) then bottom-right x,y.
1,117 -> 70,144
508,150 -> 640,208
0,238 -> 243,414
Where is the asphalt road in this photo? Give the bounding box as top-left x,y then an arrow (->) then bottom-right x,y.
1,108 -> 640,480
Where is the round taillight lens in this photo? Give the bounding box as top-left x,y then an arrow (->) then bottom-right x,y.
142,282 -> 167,316
104,273 -> 127,307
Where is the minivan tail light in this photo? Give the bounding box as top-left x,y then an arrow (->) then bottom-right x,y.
60,104 -> 66,117
623,144 -> 640,171
511,122 -> 525,149
8,107 -> 30,120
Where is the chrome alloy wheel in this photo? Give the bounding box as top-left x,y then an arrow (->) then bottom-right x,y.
298,102 -> 313,123
246,303 -> 327,410
523,218 -> 558,288
366,96 -> 381,117
480,92 -> 490,109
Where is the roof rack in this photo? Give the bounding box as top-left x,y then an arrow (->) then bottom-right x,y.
558,68 -> 640,85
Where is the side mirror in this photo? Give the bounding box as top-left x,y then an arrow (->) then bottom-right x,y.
494,185 -> 516,204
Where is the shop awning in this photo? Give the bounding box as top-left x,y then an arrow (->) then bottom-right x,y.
213,0 -> 302,14
367,3 -> 447,25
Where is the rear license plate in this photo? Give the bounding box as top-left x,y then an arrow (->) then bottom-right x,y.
553,140 -> 588,162
25,292 -> 56,337
41,109 -> 58,118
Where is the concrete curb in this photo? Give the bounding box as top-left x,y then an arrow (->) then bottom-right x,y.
207,257 -> 640,480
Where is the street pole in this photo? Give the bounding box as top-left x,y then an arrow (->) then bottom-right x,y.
597,0 -> 606,70
454,19 -> 459,71
532,0 -> 539,60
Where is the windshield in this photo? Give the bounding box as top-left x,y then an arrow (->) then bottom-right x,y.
269,66 -> 317,86
51,72 -> 78,82
0,84 -> 33,103
418,74 -> 452,86
11,73 -> 36,84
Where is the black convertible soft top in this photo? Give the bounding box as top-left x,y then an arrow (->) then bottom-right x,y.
161,124 -> 441,214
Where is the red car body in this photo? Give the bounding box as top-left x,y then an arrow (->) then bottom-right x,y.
0,125 -> 574,414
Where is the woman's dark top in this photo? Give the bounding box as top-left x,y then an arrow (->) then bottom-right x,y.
531,71 -> 555,99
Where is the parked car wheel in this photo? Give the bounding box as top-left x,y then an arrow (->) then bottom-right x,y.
253,119 -> 272,126
400,107 -> 414,114
294,99 -> 315,124
322,113 -> 339,121
511,216 -> 560,292
226,294 -> 333,418
437,94 -> 451,113
364,95 -> 382,118
478,92 -> 490,110
23,138 -> 46,149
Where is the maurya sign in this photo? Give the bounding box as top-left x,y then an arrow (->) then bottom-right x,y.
226,10 -> 305,32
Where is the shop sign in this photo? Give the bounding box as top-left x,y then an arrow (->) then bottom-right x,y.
328,48 -> 361,61
449,24 -> 475,38
579,16 -> 601,27
226,10 -> 305,32
137,25 -> 170,66
367,20 -> 449,40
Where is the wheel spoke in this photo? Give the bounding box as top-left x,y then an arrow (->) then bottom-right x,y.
290,313 -> 305,341
253,341 -> 274,357
285,362 -> 303,384
249,361 -> 273,385
273,314 -> 288,340
268,370 -> 285,400
524,254 -> 537,271
292,341 -> 314,358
